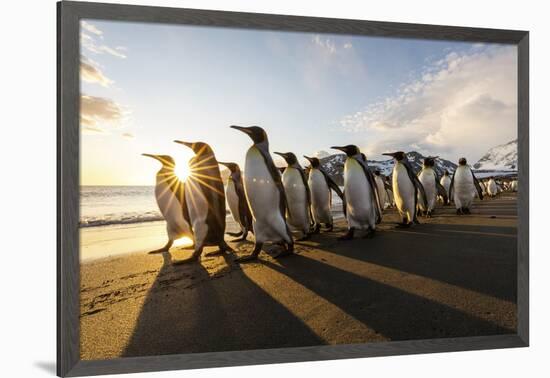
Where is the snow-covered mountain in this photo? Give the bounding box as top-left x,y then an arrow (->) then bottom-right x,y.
473,139 -> 518,170
319,152 -> 457,185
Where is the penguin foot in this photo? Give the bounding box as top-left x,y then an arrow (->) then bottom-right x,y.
326,223 -> 333,232
463,208 -> 471,215
395,222 -> 412,229
296,234 -> 310,242
225,231 -> 243,237
338,228 -> 355,241
273,246 -> 294,259
312,224 -> 321,234
456,209 -> 464,215
426,211 -> 433,218
362,229 -> 376,239
148,249 -> 169,254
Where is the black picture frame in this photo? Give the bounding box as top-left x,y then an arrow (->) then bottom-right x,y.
57,1 -> 529,376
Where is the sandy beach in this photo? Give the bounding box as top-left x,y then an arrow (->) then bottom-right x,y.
80,193 -> 517,360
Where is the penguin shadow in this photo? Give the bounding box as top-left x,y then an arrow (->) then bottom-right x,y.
317,219 -> 518,303
261,253 -> 514,341
122,250 -> 323,357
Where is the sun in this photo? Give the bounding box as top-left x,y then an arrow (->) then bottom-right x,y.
174,163 -> 191,181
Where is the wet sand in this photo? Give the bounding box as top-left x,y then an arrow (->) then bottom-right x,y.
80,193 -> 518,360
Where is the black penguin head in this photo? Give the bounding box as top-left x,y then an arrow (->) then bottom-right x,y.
142,153 -> 175,169
230,125 -> 268,144
274,152 -> 298,166
173,140 -> 214,156
303,155 -> 320,168
423,156 -> 437,167
374,169 -> 381,176
331,145 -> 361,157
444,170 -> 449,176
218,161 -> 240,174
458,157 -> 467,166
382,151 -> 407,161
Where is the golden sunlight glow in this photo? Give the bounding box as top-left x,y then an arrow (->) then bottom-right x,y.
174,236 -> 194,247
174,163 -> 191,182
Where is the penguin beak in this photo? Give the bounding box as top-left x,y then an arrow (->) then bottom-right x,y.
273,152 -> 286,158
218,161 -> 229,168
331,146 -> 346,153
142,153 -> 161,162
382,152 -> 397,158
303,155 -> 313,163
174,140 -> 193,149
230,125 -> 252,134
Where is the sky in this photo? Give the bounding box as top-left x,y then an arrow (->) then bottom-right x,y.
80,20 -> 517,186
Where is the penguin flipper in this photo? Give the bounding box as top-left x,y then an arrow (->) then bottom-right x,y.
234,173 -> 253,232
342,191 -> 347,216
321,168 -> 344,200
471,169 -> 484,200
448,170 -> 456,201
435,178 -> 448,204
355,158 -> 383,224
256,144 -> 291,230
404,161 -> 427,209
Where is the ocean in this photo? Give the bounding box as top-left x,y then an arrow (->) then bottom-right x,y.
80,186 -> 162,228
80,185 -> 345,228
79,185 -> 344,261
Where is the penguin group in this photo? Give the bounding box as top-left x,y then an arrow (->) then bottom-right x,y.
143,126 -> 505,265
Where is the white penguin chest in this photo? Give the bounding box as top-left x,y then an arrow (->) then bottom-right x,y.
243,147 -> 280,214
441,176 -> 451,191
344,159 -> 372,206
155,179 -> 190,237
454,167 -> 474,194
184,179 -> 209,226
225,178 -> 240,221
282,167 -> 307,203
418,169 -> 436,194
309,169 -> 330,205
393,164 -> 414,196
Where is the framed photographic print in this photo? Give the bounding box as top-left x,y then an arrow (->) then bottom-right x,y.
57,1 -> 529,376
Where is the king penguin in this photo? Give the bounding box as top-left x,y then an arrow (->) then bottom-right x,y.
382,151 -> 427,227
230,125 -> 294,262
440,170 -> 452,205
218,161 -> 253,241
172,141 -> 232,263
373,170 -> 390,211
448,158 -> 483,214
331,145 -> 381,239
303,155 -> 344,233
142,154 -> 193,253
486,176 -> 498,197
417,157 -> 448,216
274,152 -> 312,240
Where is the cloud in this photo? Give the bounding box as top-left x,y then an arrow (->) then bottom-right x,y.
81,20 -> 103,37
303,35 -> 365,90
80,94 -> 127,134
315,150 -> 331,158
80,21 -> 127,59
339,45 -> 517,161
312,35 -> 337,54
121,132 -> 135,140
81,33 -> 127,58
80,56 -> 113,87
